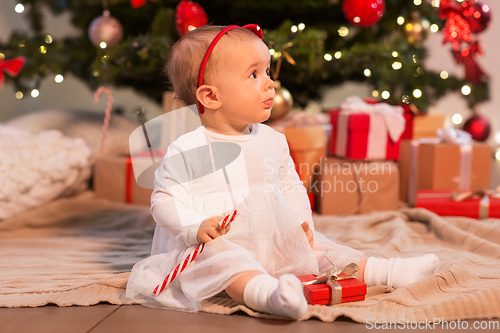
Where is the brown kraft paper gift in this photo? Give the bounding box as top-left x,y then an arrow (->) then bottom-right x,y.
283,126 -> 327,192
315,157 -> 399,215
94,156 -> 153,206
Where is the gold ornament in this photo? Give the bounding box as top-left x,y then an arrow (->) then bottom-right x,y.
270,80 -> 293,120
404,11 -> 430,46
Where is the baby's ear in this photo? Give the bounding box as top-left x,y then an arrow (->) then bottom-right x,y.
196,85 -> 221,111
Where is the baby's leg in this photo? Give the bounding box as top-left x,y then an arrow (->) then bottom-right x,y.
225,271 -> 307,320
363,254 -> 439,289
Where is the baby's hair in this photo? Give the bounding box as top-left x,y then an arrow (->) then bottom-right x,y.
166,25 -> 261,107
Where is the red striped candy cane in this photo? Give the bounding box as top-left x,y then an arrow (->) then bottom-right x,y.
93,87 -> 113,153
153,210 -> 238,295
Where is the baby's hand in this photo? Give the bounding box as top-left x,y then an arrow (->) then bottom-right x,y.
301,222 -> 314,247
197,215 -> 232,243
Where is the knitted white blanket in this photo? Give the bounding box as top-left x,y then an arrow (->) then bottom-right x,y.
0,125 -> 92,220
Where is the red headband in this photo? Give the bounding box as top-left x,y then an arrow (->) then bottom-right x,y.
197,24 -> 263,114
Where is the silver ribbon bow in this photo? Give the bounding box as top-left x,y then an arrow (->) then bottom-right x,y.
302,262 -> 359,305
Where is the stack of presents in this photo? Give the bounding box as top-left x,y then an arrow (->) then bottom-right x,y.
92,95 -> 497,220
272,95 -> 497,220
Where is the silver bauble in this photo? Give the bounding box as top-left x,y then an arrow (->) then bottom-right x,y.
88,10 -> 123,49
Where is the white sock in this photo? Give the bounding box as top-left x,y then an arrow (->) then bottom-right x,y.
364,253 -> 439,289
243,274 -> 307,319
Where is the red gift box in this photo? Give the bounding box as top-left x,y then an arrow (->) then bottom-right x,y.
297,274 -> 367,305
415,190 -> 500,219
329,110 -> 402,160
400,104 -> 414,140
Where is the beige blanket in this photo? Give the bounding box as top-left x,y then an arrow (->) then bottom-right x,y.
1,192 -> 499,323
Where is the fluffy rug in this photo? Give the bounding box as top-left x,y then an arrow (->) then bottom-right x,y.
1,192 -> 499,323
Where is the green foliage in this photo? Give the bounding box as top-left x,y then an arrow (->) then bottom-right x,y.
0,0 -> 489,109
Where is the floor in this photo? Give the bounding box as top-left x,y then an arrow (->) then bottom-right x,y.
2,304 -> 499,333
3,160 -> 499,333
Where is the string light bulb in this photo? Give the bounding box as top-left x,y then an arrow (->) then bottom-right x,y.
15,4 -> 24,13
462,85 -> 471,95
338,27 -> 349,37
15,91 -> 23,99
334,51 -> 342,59
452,113 -> 463,124
397,16 -> 405,25
364,69 -> 371,77
55,74 -> 64,83
381,91 -> 390,99
440,71 -> 449,79
298,23 -> 305,31
324,53 -> 333,61
31,89 -> 39,98
413,89 -> 422,98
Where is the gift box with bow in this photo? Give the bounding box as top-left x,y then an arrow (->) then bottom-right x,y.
415,188 -> 500,219
329,96 -> 406,160
297,263 -> 367,305
399,104 -> 445,140
402,127 -> 491,206
94,150 -> 165,205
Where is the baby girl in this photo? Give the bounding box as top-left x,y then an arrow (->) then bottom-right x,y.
126,24 -> 439,320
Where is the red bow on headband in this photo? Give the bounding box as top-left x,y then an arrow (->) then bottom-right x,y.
0,56 -> 26,89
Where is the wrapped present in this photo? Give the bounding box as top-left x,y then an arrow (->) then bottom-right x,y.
413,113 -> 445,139
314,157 -> 399,215
399,104 -> 445,140
283,125 -> 327,194
401,127 -> 491,205
297,263 -> 367,305
94,150 -> 165,205
329,96 -> 406,160
415,189 -> 500,219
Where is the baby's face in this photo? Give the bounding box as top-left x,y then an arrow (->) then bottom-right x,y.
213,38 -> 275,127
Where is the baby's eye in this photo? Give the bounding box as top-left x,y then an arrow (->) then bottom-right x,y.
250,71 -> 257,79
266,68 -> 271,77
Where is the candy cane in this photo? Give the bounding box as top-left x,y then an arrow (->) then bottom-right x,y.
153,210 -> 238,296
93,87 -> 113,153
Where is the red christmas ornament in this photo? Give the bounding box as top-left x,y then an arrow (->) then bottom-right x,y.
175,1 -> 208,37
130,0 -> 156,8
342,0 -> 385,28
462,114 -> 491,142
465,2 -> 491,34
452,41 -> 487,84
0,56 -> 26,89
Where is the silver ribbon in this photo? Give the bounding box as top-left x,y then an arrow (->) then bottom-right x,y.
302,262 -> 359,305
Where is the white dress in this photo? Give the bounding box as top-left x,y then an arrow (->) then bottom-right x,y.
126,124 -> 364,312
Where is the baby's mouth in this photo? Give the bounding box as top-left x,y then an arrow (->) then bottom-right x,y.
263,97 -> 274,107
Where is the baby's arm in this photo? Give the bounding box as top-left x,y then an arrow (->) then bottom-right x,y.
150,143 -> 210,247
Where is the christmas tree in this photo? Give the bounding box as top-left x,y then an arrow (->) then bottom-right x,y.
0,0 -> 490,111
